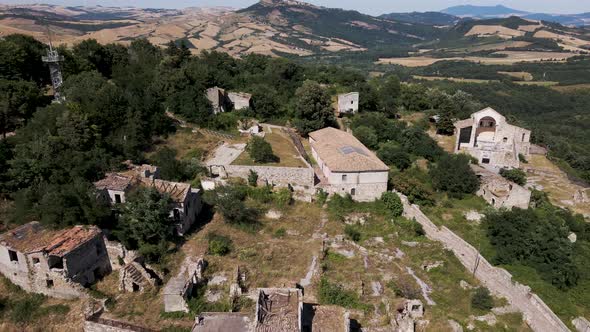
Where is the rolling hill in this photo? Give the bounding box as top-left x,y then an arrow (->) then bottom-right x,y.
1,1 -> 589,61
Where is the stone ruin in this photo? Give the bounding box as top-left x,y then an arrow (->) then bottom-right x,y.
119,261 -> 162,293
394,299 -> 425,332
163,256 -> 207,313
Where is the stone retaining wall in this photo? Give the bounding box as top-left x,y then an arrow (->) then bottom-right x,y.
225,165 -> 314,188
397,191 -> 570,332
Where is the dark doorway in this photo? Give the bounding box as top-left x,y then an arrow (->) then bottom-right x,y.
132,282 -> 140,292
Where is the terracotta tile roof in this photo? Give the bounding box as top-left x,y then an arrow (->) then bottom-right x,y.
0,222 -> 100,256
309,127 -> 389,173
94,173 -> 134,191
138,178 -> 191,203
44,226 -> 101,257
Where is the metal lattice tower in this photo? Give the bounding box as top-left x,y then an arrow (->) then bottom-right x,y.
42,28 -> 64,103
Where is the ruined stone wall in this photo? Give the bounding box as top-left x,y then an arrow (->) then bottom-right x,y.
65,235 -> 112,286
225,165 -> 314,188
398,191 -> 569,332
322,182 -> 387,202
105,239 -> 137,271
84,317 -> 154,332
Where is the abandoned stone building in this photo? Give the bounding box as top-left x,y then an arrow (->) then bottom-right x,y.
0,222 -> 111,299
454,107 -> 531,171
472,165 -> 531,209
255,288 -> 303,331
310,127 -> 389,202
337,92 -> 359,116
205,87 -> 252,114
94,164 -> 202,236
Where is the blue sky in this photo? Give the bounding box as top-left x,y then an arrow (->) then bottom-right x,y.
2,0 -> 589,15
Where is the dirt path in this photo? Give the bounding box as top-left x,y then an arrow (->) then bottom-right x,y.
300,208 -> 328,287
397,191 -> 570,332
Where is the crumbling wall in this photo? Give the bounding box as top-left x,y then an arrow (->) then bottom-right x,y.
105,239 -> 137,271
225,165 -> 314,188
397,191 -> 569,332
163,257 -> 206,312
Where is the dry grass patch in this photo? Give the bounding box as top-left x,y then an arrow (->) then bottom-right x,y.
498,71 -> 533,81
524,155 -> 590,216
413,75 -> 493,84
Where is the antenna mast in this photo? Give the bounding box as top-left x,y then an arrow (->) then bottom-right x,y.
42,25 -> 64,103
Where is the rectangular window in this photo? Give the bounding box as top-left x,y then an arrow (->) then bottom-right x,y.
32,257 -> 40,265
482,158 -> 490,164
114,194 -> 122,204
342,174 -> 347,182
8,250 -> 18,262
173,209 -> 180,221
351,188 -> 356,196
46,279 -> 54,288
522,133 -> 526,142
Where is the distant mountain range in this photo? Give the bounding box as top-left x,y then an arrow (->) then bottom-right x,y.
382,5 -> 590,27
1,1 -> 589,59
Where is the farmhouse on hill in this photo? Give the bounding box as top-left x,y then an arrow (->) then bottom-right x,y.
309,127 -> 389,202
94,164 -> 202,236
337,92 -> 359,116
454,107 -> 531,171
0,222 -> 111,299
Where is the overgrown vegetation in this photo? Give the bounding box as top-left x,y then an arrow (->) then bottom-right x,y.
499,167 -> 527,186
246,136 -> 278,163
318,277 -> 367,310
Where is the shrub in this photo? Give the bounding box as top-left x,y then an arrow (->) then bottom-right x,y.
248,170 -> 258,187
518,153 -> 528,164
207,233 -> 232,256
344,225 -> 361,242
388,275 -> 421,299
471,287 -> 493,311
273,188 -> 292,207
381,192 -> 403,217
391,174 -> 434,206
499,168 -> 527,186
10,294 -> 44,323
318,278 -> 364,309
413,221 -> 425,237
274,228 -> 286,238
315,188 -> 328,206
246,136 -> 277,163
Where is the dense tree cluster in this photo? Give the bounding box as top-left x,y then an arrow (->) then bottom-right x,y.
484,208 -> 581,289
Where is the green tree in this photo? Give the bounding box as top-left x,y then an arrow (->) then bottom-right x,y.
0,79 -> 43,138
116,187 -> 174,263
380,75 -> 401,117
353,126 -> 378,149
293,80 -> 335,135
250,84 -> 281,121
430,154 -> 479,196
204,185 -> 259,226
377,142 -> 411,170
247,136 -> 277,163
484,208 -> 579,289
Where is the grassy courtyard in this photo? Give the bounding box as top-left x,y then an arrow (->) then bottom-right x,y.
232,127 -> 308,168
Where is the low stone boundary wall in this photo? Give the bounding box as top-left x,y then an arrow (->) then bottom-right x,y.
225,165 -> 314,188
84,315 -> 154,332
397,191 -> 570,332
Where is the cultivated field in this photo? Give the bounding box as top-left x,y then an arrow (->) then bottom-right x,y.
378,51 -> 581,67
